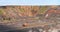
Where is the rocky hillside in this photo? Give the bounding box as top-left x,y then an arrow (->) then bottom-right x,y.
0,6 -> 40,17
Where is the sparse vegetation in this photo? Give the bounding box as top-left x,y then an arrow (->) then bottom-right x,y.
39,6 -> 48,14
19,8 -> 25,13
0,10 -> 3,15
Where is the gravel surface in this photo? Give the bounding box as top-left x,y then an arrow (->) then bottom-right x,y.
0,14 -> 60,32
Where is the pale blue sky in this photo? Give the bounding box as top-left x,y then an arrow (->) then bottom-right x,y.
0,0 -> 60,6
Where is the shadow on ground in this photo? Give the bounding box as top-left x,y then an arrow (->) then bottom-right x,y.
0,24 -> 23,32
0,24 -> 44,32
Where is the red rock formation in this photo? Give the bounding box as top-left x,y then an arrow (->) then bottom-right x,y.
45,6 -> 60,18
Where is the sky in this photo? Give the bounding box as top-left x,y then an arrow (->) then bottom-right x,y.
0,0 -> 60,6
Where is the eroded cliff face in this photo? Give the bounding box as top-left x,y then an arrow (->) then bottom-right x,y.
0,6 -> 59,18
0,6 -> 40,18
